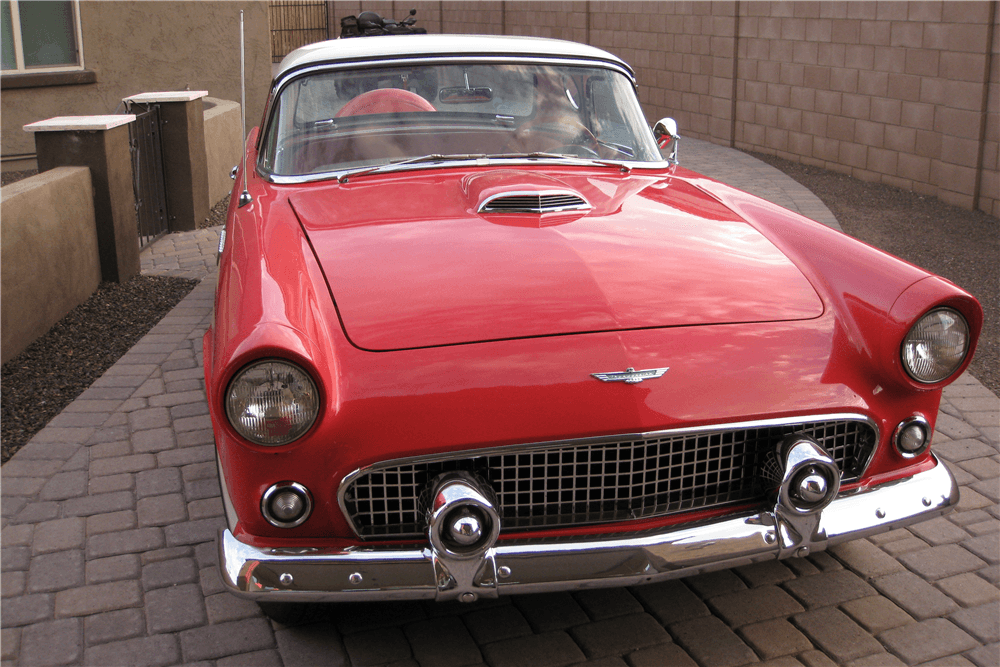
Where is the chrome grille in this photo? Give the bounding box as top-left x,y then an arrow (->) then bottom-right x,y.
341,416 -> 877,538
479,191 -> 590,213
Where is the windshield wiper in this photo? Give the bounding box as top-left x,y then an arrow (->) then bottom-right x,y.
499,152 -> 631,173
335,150 -> 632,183
337,154 -> 488,183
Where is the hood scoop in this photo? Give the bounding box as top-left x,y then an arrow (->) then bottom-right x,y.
466,170 -> 591,215
479,191 -> 591,214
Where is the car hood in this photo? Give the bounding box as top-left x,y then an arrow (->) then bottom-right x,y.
290,168 -> 823,350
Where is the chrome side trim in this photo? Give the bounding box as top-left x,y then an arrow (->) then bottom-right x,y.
220,457 -> 956,602
216,451 -> 238,533
337,412 -> 880,538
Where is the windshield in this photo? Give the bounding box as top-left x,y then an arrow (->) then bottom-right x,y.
261,62 -> 662,177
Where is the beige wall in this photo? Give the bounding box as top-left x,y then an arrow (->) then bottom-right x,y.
340,1 -> 996,216
203,98 -> 243,205
2,1 -> 271,170
1,167 -> 102,363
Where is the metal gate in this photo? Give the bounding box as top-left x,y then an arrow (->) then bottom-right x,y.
126,104 -> 169,248
270,0 -> 329,63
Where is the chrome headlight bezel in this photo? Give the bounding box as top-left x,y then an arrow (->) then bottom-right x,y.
225,359 -> 320,446
901,307 -> 970,385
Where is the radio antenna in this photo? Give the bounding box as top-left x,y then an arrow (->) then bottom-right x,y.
238,9 -> 252,207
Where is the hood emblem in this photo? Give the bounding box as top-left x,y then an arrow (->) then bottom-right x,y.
591,367 -> 669,384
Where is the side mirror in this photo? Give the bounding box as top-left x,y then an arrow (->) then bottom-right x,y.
653,117 -> 679,164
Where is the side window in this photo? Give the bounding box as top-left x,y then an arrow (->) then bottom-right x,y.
2,0 -> 83,73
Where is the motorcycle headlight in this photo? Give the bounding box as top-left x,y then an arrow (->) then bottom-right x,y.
901,308 -> 970,384
226,360 -> 319,445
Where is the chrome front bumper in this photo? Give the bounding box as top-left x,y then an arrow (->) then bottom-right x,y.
219,457 -> 957,603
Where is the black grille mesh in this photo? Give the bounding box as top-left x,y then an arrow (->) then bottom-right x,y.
342,419 -> 876,538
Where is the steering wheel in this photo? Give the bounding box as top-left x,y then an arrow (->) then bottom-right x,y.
509,118 -> 601,157
335,88 -> 436,117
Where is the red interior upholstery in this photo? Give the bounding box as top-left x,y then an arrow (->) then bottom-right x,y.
335,89 -> 436,117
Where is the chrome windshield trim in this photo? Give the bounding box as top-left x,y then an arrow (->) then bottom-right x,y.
265,157 -> 668,186
275,35 -> 634,81
222,457 -> 954,603
272,55 -> 637,98
337,412 -> 881,538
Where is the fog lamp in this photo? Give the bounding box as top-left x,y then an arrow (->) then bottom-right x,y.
894,416 -> 930,458
261,482 -> 312,528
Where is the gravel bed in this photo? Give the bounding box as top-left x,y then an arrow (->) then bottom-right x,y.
203,193 -> 230,229
1,276 -> 197,463
751,152 -> 999,396
1,169 -> 38,186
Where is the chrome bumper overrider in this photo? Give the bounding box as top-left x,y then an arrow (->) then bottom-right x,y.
219,456 -> 957,603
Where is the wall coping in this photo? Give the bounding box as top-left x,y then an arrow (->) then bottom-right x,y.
24,115 -> 135,132
123,91 -> 209,103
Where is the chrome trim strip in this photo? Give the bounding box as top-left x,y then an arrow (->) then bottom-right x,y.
478,190 -> 592,214
338,412 -> 880,539
220,457 -> 956,602
266,156 -> 665,186
216,451 -> 239,533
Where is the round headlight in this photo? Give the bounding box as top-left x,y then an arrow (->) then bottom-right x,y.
901,308 -> 970,384
226,360 -> 319,445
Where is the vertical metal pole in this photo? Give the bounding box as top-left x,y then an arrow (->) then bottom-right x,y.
730,1 -> 741,148
973,0 -> 997,212
238,9 -> 252,208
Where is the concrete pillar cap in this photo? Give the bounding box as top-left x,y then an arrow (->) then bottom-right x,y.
24,115 -> 135,132
123,91 -> 209,103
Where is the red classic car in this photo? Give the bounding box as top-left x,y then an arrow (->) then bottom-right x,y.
206,33 -> 982,620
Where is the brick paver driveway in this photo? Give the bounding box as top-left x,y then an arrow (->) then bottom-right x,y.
3,140 -> 997,666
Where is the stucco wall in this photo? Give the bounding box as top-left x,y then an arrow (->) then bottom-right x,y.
2,1 -> 271,171
1,167 -> 101,364
204,98 -> 243,206
329,1 -> 999,217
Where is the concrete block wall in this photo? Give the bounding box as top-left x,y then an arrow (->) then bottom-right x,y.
726,1 -> 998,214
1,167 -> 102,363
348,1 -> 997,216
203,98 -> 244,206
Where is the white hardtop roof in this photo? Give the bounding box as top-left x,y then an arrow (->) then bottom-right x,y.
276,34 -> 632,79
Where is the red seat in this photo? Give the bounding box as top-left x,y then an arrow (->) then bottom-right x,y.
335,88 -> 436,117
